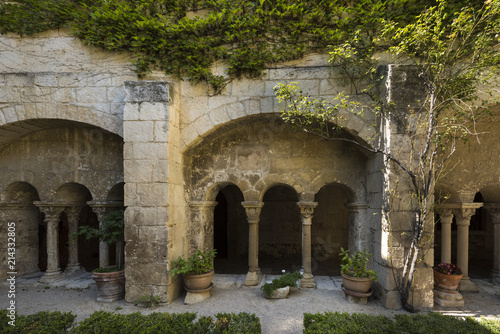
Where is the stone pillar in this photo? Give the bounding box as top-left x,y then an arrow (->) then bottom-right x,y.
484,204 -> 500,283
0,203 -> 40,278
346,203 -> 369,252
123,81 -> 174,303
436,206 -> 454,264
35,203 -> 65,283
297,202 -> 318,288
453,203 -> 482,292
242,201 -> 264,286
189,201 -> 218,253
65,205 -> 84,272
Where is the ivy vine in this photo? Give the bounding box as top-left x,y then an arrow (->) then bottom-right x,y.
0,0 -> 488,92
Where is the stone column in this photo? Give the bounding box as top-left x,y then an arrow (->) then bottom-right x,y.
189,201 -> 218,253
65,205 -> 84,272
35,203 -> 65,283
88,201 -> 123,268
453,203 -> 482,292
242,201 -> 264,286
297,202 -> 318,288
484,204 -> 500,283
346,203 -> 369,252
436,205 -> 455,264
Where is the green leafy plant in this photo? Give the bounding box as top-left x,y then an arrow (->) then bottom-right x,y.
261,271 -> 303,297
134,295 -> 161,308
170,249 -> 217,276
73,209 -> 125,269
339,247 -> 378,281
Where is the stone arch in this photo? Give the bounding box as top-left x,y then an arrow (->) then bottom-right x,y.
106,182 -> 125,202
0,182 -> 42,278
180,97 -> 376,151
311,182 -> 356,276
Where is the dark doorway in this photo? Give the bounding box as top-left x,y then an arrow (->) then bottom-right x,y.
259,185 -> 301,274
213,185 -> 247,274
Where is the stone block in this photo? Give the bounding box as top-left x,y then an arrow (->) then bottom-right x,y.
154,120 -> 169,142
124,121 -> 154,142
136,183 -> 168,206
381,289 -> 402,309
124,283 -> 153,303
139,102 -> 168,121
434,289 -> 464,307
124,81 -> 170,103
184,290 -> 211,304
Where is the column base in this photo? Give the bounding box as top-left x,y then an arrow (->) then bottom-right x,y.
39,269 -> 63,283
434,289 -> 465,307
300,273 -> 317,289
243,269 -> 262,286
65,264 -> 83,273
459,277 -> 479,293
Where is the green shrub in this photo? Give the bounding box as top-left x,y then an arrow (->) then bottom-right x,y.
304,312 -> 500,334
261,271 -> 303,296
304,312 -> 394,334
0,309 -> 76,334
70,310 -> 261,334
212,312 -> 261,334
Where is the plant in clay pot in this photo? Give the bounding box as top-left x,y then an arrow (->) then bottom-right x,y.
340,247 -> 378,294
261,271 -> 303,299
170,249 -> 217,291
433,262 -> 463,292
74,209 -> 125,302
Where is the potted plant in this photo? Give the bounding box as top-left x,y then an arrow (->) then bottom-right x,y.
170,249 -> 217,291
74,209 -> 125,302
433,262 -> 463,292
261,271 -> 303,299
340,247 -> 378,294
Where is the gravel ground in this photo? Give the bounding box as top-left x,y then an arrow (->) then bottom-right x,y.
1,272 -> 499,333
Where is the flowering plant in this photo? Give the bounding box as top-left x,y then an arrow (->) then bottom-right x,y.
433,262 -> 462,275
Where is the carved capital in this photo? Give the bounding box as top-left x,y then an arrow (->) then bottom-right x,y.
242,201 -> 264,224
297,202 -> 318,222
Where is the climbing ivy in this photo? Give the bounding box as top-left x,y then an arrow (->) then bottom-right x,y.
0,0 -> 488,91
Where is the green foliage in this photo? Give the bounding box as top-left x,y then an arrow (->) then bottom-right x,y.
261,271 -> 303,296
0,309 -> 76,333
70,310 -> 260,334
339,247 -> 378,281
74,210 -> 124,245
170,249 -> 217,276
92,265 -> 124,273
0,0 -> 443,91
134,295 -> 162,308
303,312 -> 500,334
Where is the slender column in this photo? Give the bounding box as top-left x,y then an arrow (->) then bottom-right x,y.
65,205 -> 84,272
89,202 -> 111,268
453,203 -> 482,291
189,201 -> 218,253
436,206 -> 454,264
298,202 -> 318,288
484,204 -> 500,282
242,201 -> 264,286
35,203 -> 65,283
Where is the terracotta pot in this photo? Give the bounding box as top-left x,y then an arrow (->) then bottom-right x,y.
341,273 -> 372,293
92,269 -> 125,302
183,271 -> 214,290
264,286 -> 290,299
433,270 -> 463,292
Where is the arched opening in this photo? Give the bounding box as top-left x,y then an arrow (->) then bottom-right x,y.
213,185 -> 247,274
312,184 -> 351,276
0,182 -> 41,277
53,183 -> 98,272
259,185 -> 301,274
469,192 -> 493,278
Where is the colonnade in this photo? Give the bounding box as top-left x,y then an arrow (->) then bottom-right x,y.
34,201 -> 123,283
436,202 -> 500,290
190,199 -> 368,288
